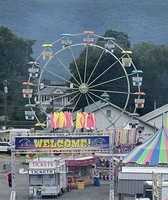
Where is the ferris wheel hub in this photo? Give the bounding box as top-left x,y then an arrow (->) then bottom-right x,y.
79,83 -> 89,94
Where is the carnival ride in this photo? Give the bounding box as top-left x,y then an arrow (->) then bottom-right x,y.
22,30 -> 145,131
15,31 -> 145,200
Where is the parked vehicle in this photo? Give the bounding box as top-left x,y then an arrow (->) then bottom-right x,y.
0,142 -> 11,154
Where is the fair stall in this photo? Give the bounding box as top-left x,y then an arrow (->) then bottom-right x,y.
28,157 -> 67,198
66,156 -> 100,189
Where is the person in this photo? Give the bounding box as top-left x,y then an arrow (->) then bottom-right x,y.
7,170 -> 12,187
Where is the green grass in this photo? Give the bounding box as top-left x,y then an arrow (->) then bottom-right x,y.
0,154 -> 11,158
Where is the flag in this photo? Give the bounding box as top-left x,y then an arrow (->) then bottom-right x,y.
64,111 -> 74,128
76,112 -> 84,128
87,113 -> 96,128
83,112 -> 89,128
50,113 -> 54,128
53,112 -> 59,128
59,111 -> 66,128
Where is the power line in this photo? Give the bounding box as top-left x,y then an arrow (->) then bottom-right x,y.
3,80 -> 8,129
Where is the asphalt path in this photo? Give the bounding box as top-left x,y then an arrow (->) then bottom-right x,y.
0,155 -> 134,200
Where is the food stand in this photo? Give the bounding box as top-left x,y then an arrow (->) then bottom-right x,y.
66,156 -> 99,189
28,157 -> 67,197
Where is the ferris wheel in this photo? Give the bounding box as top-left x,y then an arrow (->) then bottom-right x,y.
22,30 -> 145,131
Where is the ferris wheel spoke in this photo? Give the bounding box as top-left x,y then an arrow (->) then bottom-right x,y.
58,92 -> 81,112
71,93 -> 82,113
89,89 -> 132,95
51,37 -> 65,45
112,40 -> 125,51
89,73 -> 131,89
70,48 -> 83,84
41,67 -> 79,88
52,90 -> 79,101
89,91 -> 130,110
87,49 -> 105,85
87,93 -> 113,124
84,94 -> 92,113
34,52 -> 44,64
88,59 -> 119,87
37,84 -> 79,91
55,55 -> 80,86
84,45 -> 89,83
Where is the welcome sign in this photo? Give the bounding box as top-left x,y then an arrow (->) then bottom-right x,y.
15,136 -> 109,151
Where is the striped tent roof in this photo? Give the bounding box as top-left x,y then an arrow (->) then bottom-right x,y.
123,125 -> 168,165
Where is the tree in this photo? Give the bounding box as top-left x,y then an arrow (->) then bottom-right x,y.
132,42 -> 168,113
0,26 -> 35,125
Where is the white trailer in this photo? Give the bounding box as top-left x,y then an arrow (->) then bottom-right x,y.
28,157 -> 67,198
159,182 -> 168,200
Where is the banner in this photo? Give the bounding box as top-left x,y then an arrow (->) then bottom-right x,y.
15,136 -> 109,151
113,129 -> 137,145
120,144 -> 134,153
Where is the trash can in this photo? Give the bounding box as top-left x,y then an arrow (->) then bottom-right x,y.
94,176 -> 100,186
77,180 -> 84,190
33,187 -> 42,198
36,187 -> 42,197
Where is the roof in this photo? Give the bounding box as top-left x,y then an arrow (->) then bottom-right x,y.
0,129 -> 10,134
72,100 -> 155,129
73,100 -> 130,117
122,166 -> 168,174
140,104 -> 168,122
37,85 -> 70,95
123,125 -> 168,165
66,156 -> 99,166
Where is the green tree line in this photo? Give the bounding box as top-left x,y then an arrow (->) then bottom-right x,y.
0,26 -> 35,127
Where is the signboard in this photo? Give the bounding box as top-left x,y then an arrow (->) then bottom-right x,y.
29,170 -> 55,174
15,136 -> 109,151
120,144 -> 134,153
29,160 -> 56,169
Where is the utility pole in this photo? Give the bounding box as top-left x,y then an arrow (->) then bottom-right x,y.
109,131 -> 114,200
3,80 -> 8,129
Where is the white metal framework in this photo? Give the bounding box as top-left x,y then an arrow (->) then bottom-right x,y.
11,132 -> 115,199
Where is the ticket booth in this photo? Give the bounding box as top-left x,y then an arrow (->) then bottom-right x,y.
29,157 -> 67,198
